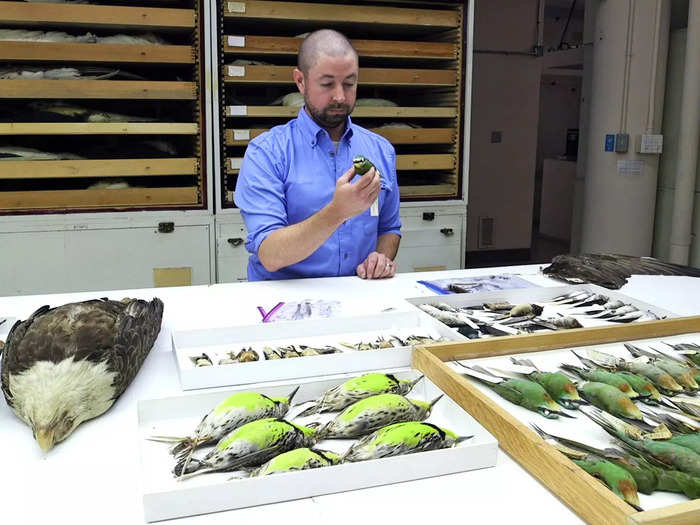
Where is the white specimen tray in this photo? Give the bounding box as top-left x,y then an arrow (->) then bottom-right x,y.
138,371 -> 499,522
172,310 -> 460,390
405,284 -> 677,334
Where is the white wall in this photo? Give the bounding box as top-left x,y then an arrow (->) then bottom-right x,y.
653,28 -> 700,266
467,0 -> 541,252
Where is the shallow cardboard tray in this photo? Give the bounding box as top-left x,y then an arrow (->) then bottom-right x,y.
405,283 -> 677,334
138,370 -> 499,522
413,316 -> 700,525
0,317 -> 16,340
172,310 -> 460,390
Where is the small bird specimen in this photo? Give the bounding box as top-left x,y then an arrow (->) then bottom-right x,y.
584,409 -> 700,478
454,362 -> 573,419
314,393 -> 442,439
542,253 -> 700,289
149,387 -> 299,457
173,418 -> 318,478
1,297 -> 163,451
532,423 -> 700,499
244,447 -> 341,477
342,421 -> 470,462
509,357 -> 583,409
296,373 -> 423,417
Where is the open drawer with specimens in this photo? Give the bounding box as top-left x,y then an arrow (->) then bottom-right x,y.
139,369 -> 498,521
172,309 -> 460,390
405,284 -> 677,340
0,0 -> 209,213
216,0 -> 468,209
412,317 -> 700,525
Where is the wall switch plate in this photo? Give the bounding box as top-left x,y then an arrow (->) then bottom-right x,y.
638,134 -> 663,154
615,133 -> 629,153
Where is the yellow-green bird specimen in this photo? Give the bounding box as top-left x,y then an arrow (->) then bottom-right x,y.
173,418 -> 318,478
343,421 -> 471,462
296,373 -> 423,417
316,393 -> 443,439
246,448 -> 341,477
150,387 -> 299,457
1,298 -> 163,452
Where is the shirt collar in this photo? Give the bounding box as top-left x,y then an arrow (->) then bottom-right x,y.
297,106 -> 354,147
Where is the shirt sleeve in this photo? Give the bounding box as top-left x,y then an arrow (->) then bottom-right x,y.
234,139 -> 289,255
378,145 -> 402,237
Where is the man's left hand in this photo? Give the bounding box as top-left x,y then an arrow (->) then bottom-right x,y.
356,251 -> 396,279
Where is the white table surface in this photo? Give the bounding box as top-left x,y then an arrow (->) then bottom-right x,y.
1,264 -> 699,525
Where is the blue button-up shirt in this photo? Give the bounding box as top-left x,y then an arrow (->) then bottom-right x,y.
234,107 -> 401,281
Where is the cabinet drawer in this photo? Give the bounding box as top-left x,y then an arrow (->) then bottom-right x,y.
0,224 -> 212,296
216,221 -> 248,282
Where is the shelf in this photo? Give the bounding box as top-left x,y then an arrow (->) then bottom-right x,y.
0,158 -> 198,179
397,154 -> 455,171
226,106 -> 458,118
225,154 -> 455,173
0,80 -> 197,100
2,1 -> 195,30
0,41 -> 195,65
219,0 -> 465,206
400,184 -> 457,198
225,127 -> 455,146
0,123 -> 198,135
0,187 -> 199,211
224,35 -> 456,60
224,65 -> 456,86
223,1 -> 459,28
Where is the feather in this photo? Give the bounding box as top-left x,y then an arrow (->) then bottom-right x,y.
542,253 -> 700,289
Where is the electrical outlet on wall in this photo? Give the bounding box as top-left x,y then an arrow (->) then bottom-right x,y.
637,134 -> 663,154
614,133 -> 629,153
490,131 -> 502,143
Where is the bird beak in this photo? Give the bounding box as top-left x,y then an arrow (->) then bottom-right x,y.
36,427 -> 56,452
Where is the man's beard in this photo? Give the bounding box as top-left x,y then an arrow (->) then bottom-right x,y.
305,97 -> 354,129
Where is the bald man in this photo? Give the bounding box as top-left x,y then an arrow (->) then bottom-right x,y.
234,29 -> 401,281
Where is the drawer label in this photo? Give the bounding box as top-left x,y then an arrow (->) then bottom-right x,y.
233,129 -> 250,140
227,66 -> 245,77
227,105 -> 247,116
228,36 -> 245,47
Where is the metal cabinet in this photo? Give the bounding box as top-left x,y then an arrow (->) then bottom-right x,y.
0,213 -> 214,296
395,204 -> 466,273
215,214 -> 249,282
215,205 -> 465,282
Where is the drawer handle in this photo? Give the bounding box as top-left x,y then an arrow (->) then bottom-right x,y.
440,228 -> 454,237
227,237 -> 244,247
158,222 -> 175,233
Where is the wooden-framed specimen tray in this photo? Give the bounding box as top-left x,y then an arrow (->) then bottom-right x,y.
138,369 -> 498,522
412,316 -> 700,525
405,284 -> 678,339
171,310 -> 460,390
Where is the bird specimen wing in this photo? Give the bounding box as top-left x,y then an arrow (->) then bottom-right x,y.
542,253 -> 700,289
109,298 -> 164,398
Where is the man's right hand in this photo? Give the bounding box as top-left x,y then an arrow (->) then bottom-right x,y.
328,165 -> 381,222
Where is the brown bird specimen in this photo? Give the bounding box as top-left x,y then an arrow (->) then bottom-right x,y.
543,253 -> 700,289
0,297 -> 163,451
